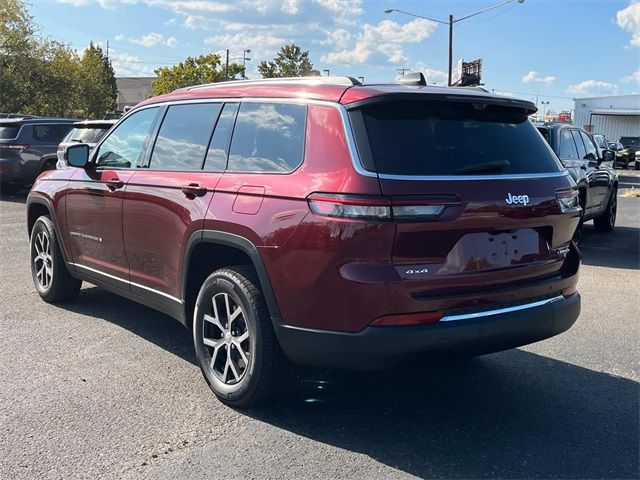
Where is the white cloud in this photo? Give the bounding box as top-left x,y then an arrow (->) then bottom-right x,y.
114,33 -> 125,41
322,18 -> 437,65
129,32 -> 177,48
205,32 -> 287,59
616,1 -> 640,47
412,62 -> 448,85
567,80 -> 619,96
623,68 -> 640,84
522,70 -> 555,86
282,0 -> 302,14
109,49 -> 157,76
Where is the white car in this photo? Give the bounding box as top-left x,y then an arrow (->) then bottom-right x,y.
56,120 -> 117,169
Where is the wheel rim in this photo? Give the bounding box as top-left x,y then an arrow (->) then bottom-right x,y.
33,231 -> 53,290
202,292 -> 250,385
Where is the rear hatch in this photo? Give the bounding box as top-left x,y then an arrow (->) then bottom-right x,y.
348,96 -> 580,294
0,121 -> 26,166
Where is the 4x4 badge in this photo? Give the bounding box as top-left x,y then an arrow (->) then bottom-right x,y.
505,193 -> 530,206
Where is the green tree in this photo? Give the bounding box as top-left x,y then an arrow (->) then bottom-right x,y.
152,54 -> 244,95
80,42 -> 117,118
258,44 -> 320,78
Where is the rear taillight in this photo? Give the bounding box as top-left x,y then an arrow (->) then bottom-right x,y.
2,144 -> 29,151
556,189 -> 580,213
307,194 -> 458,221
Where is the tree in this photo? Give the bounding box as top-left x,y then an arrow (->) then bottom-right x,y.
258,44 -> 320,78
80,43 -> 117,118
152,54 -> 245,95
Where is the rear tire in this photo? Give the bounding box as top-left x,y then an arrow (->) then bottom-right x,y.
193,266 -> 286,407
30,216 -> 81,302
593,187 -> 617,233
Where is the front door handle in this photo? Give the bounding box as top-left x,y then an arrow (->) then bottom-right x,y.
105,178 -> 124,190
181,183 -> 207,197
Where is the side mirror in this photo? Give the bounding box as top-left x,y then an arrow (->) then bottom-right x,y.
64,144 -> 90,168
601,149 -> 615,163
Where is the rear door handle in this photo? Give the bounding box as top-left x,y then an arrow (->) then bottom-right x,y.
181,183 -> 207,197
104,178 -> 124,190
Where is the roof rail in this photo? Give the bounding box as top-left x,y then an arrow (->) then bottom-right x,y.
179,76 -> 362,93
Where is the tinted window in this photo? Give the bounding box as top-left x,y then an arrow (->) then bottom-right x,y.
227,103 -> 306,173
558,129 -> 578,160
0,126 -> 20,139
593,135 -> 607,149
570,130 -> 587,159
150,103 -> 221,170
580,131 -> 598,160
620,137 -> 640,146
32,125 -> 61,143
64,126 -> 111,144
205,103 -> 238,171
354,100 -> 562,175
96,108 -> 159,169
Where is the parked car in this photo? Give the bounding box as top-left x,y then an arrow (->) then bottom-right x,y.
592,134 -> 609,157
618,136 -> 640,169
636,150 -> 640,170
0,117 -> 77,195
536,123 -> 617,239
54,119 -> 117,169
27,76 -> 582,406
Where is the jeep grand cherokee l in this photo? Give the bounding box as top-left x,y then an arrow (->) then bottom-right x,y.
26,77 -> 582,406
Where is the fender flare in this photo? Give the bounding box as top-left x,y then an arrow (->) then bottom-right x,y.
26,195 -> 72,265
182,230 -> 283,323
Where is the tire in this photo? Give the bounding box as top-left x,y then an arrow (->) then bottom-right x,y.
1,183 -> 21,196
30,216 -> 82,302
593,187 -> 617,233
193,266 -> 286,407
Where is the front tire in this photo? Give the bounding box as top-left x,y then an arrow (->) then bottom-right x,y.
30,216 -> 81,302
593,187 -> 617,233
193,266 -> 286,407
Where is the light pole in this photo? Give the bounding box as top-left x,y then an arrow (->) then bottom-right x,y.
385,0 -> 525,86
226,49 -> 252,80
323,69 -> 330,76
540,100 -> 550,121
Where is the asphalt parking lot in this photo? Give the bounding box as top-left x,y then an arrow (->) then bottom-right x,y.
1,178 -> 638,480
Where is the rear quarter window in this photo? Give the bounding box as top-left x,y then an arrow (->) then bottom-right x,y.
351,100 -> 563,176
0,126 -> 20,139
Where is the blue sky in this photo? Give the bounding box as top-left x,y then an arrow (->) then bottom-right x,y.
29,0 -> 640,112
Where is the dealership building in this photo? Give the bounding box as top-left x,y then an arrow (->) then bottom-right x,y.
573,94 -> 640,141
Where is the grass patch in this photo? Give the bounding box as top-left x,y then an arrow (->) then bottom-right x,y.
621,188 -> 640,198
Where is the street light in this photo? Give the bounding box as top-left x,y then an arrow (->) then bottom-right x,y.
385,0 -> 525,86
225,48 -> 252,80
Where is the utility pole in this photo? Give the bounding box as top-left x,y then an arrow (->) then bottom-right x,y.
396,68 -> 409,77
225,49 -> 229,82
448,15 -> 453,86
106,40 -> 109,62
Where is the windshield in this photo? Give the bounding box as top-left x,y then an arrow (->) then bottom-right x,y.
620,137 -> 639,146
352,100 -> 562,176
63,126 -> 110,144
0,126 -> 20,140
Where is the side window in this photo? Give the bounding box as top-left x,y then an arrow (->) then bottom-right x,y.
227,103 -> 306,173
32,125 -> 56,142
570,130 -> 587,159
149,103 -> 221,170
580,131 -> 598,160
204,103 -> 238,171
95,108 -> 159,169
54,124 -> 73,142
558,129 -> 578,160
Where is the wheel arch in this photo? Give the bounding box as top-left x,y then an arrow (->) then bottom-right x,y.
27,195 -> 72,267
182,230 -> 282,329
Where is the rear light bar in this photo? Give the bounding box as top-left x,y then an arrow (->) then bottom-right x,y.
307,194 -> 459,221
371,310 -> 444,327
556,189 -> 580,213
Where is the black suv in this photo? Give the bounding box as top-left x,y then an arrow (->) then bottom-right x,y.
0,117 -> 77,195
537,123 -> 618,238
619,136 -> 640,170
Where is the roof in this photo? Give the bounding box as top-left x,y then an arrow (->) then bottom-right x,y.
0,117 -> 78,125
72,119 -> 118,127
137,76 -> 536,113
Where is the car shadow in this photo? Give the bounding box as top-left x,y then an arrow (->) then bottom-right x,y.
57,287 -> 638,479
0,190 -> 28,204
580,223 -> 639,270
248,352 -> 639,479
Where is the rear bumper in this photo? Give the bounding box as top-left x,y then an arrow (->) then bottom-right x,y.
276,292 -> 580,369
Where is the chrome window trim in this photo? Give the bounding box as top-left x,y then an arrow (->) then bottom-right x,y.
70,262 -> 183,304
440,295 -> 564,322
377,171 -> 570,181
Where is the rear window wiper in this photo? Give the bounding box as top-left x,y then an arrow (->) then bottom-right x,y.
456,160 -> 510,174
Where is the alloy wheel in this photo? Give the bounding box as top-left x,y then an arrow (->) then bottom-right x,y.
202,292 -> 251,385
33,231 -> 53,290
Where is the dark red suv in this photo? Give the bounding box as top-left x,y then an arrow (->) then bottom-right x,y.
27,77 -> 582,406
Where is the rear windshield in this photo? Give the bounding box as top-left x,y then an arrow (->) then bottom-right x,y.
63,126 -> 110,144
0,126 -> 20,139
351,100 -> 562,176
620,137 -> 639,146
